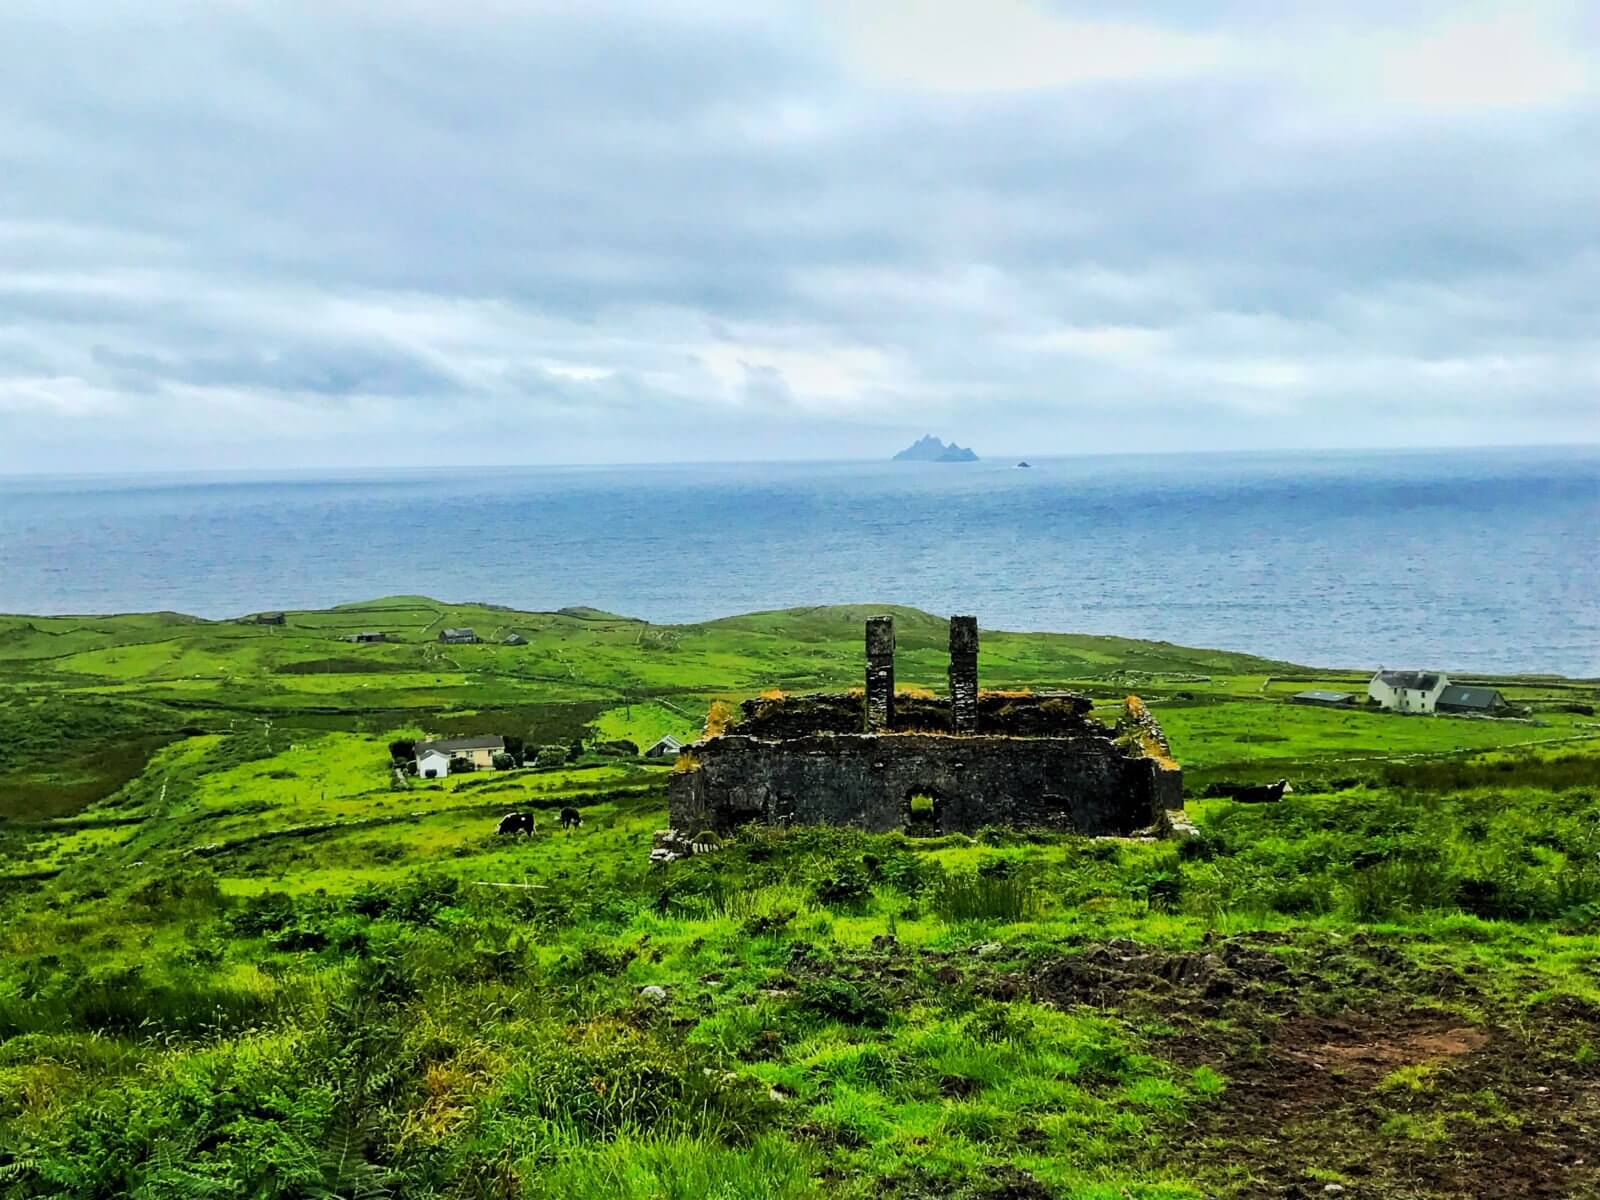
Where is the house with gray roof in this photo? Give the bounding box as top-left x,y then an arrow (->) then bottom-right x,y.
1436,683 -> 1511,716
1367,669 -> 1450,713
414,734 -> 505,777
439,628 -> 479,644
645,734 -> 685,758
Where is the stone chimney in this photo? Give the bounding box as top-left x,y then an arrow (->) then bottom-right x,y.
865,615 -> 895,731
948,615 -> 979,734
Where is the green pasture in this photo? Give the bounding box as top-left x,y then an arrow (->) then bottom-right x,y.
2,598 -> 1598,1197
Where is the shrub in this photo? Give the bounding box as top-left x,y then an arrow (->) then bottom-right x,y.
812,861 -> 871,908
491,751 -> 515,770
796,978 -> 888,1027
1270,879 -> 1333,915
1134,869 -> 1183,912
858,849 -> 932,894
348,873 -> 461,925
1347,859 -> 1456,921
225,890 -> 300,937
534,744 -> 569,768
130,868 -> 222,908
1177,832 -> 1227,862
501,1021 -> 776,1141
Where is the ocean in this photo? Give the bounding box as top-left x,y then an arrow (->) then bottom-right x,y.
1,447 -> 1595,675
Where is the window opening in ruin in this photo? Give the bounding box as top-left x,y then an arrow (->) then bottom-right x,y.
904,790 -> 941,837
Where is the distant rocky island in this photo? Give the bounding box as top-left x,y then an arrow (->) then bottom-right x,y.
893,435 -> 979,462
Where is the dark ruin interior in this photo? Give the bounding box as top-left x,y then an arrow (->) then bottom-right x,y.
668,615 -> 1183,838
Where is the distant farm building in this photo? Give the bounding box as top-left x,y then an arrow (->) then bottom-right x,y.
1368,670 -> 1449,713
347,630 -> 388,644
415,735 -> 506,777
645,735 -> 684,759
1289,690 -> 1356,708
249,612 -> 285,625
1436,684 -> 1511,716
503,632 -> 527,646
439,628 -> 479,644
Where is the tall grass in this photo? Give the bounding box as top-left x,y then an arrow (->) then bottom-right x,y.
524,1134 -> 820,1200
929,871 -> 1043,922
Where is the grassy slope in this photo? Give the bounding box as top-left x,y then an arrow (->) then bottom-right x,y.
1,600 -> 1598,1198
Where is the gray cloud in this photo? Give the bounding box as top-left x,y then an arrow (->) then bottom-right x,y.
1,0 -> 1596,470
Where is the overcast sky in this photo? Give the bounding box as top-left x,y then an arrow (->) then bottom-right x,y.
2,1 -> 1597,471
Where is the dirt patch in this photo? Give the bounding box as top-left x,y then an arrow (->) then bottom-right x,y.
877,1164 -> 1056,1199
1176,1005 -> 1600,1199
1024,935 -> 1296,1014
1209,1009 -> 1493,1126
1286,1017 -> 1490,1076
1016,936 -> 1600,1198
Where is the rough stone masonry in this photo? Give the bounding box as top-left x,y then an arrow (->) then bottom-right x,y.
668,614 -> 1183,838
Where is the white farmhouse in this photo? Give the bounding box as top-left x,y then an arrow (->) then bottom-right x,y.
1367,670 -> 1450,714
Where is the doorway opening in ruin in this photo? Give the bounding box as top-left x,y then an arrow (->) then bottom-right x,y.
903,790 -> 943,837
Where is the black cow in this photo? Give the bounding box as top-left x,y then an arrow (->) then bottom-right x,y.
1234,779 -> 1290,804
496,811 -> 537,837
559,807 -> 582,830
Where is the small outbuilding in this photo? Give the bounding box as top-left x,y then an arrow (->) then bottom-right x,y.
1436,684 -> 1511,716
439,628 -> 479,644
1289,690 -> 1356,708
504,632 -> 527,646
645,735 -> 684,759
417,748 -> 452,779
347,630 -> 387,644
250,612 -> 286,625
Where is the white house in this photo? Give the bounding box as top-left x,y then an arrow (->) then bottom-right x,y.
417,748 -> 453,778
645,734 -> 684,758
1368,670 -> 1450,713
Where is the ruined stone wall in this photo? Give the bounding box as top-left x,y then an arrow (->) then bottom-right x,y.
731,693 -> 865,739
669,729 -> 1173,838
1115,695 -> 1184,813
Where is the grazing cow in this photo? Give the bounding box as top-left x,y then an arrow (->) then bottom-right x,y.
559,807 -> 582,830
1234,779 -> 1290,804
496,811 -> 537,837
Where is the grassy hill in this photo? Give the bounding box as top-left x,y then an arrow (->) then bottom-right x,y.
1,600 -> 1597,1197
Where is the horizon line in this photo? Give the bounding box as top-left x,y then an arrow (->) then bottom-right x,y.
4,439 -> 1597,482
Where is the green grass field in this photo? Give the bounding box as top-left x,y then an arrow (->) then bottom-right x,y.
1,599 -> 1597,1198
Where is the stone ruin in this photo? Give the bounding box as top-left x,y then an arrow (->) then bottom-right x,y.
668,615 -> 1183,839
